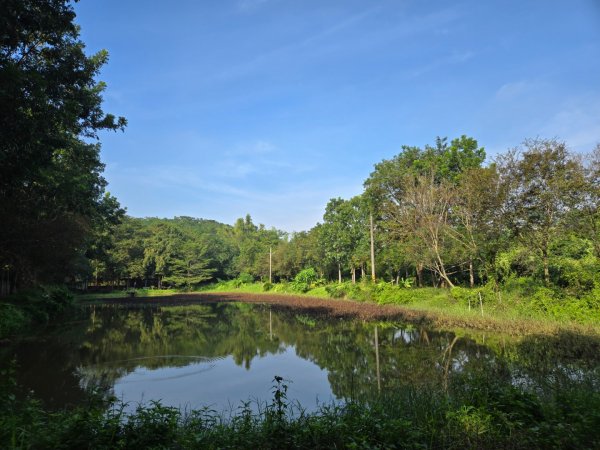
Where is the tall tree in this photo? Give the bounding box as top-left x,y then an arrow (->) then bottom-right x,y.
365,136 -> 485,287
450,166 -> 505,286
0,0 -> 126,290
498,139 -> 586,285
577,144 -> 600,258
321,198 -> 355,283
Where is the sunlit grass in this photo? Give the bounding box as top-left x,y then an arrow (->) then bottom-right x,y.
75,281 -> 600,335
77,288 -> 180,300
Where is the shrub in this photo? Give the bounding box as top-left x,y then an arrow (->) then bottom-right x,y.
324,282 -> 352,299
0,303 -> 28,337
373,285 -> 423,305
502,276 -> 543,295
0,285 -> 74,337
290,268 -> 319,293
271,281 -> 290,293
529,287 -> 560,315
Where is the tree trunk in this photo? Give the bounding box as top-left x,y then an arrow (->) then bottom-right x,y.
351,267 -> 356,284
434,251 -> 455,288
416,263 -> 424,287
338,263 -> 342,284
469,259 -> 474,288
542,248 -> 550,286
370,213 -> 376,282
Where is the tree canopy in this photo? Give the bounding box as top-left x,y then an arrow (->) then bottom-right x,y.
0,0 -> 126,289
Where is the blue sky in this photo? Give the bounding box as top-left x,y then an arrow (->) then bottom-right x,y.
74,0 -> 600,231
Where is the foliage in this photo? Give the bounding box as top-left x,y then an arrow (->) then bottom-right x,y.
0,0 -> 126,290
0,285 -> 75,338
1,369 -> 598,449
290,268 -> 320,293
0,303 -> 28,337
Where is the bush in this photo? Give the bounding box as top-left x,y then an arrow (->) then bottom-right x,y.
325,283 -> 346,298
372,283 -> 405,304
12,285 -> 74,323
450,286 -> 476,306
502,276 -> 543,295
373,285 -> 423,305
42,285 -> 75,314
0,303 -> 28,337
529,287 -> 560,315
0,285 -> 74,338
262,282 -> 273,292
271,281 -> 291,293
290,268 -> 319,293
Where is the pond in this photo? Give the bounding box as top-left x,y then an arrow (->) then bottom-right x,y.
2,301 -> 599,414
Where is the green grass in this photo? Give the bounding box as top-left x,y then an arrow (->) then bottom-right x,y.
73,280 -> 600,335
76,288 -> 181,300
2,370 -> 598,449
211,282 -> 600,335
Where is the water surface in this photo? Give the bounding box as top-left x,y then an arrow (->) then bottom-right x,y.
2,302 -> 598,413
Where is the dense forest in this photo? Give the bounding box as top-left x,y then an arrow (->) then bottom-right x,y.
78,136 -> 600,302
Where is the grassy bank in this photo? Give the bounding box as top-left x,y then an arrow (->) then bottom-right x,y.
2,367 -> 598,449
76,279 -> 600,336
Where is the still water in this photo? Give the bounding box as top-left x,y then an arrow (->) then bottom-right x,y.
3,302 -> 598,413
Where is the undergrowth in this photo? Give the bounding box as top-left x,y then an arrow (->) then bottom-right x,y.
1,370 -> 598,449
0,286 -> 75,338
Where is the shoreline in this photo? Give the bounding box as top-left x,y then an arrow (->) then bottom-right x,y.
81,291 -> 600,337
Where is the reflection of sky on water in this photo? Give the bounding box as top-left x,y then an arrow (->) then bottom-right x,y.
111,346 -> 337,414
393,329 -> 417,344
7,303 -> 598,413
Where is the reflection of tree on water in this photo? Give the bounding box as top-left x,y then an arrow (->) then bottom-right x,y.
78,304 -> 598,402
5,302 -> 598,409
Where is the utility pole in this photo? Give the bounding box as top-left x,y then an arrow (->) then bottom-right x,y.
269,246 -> 272,283
370,213 -> 376,282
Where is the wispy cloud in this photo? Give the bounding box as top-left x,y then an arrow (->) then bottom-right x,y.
405,50 -> 475,79
494,80 -> 549,101
215,7 -> 379,81
105,162 -> 361,230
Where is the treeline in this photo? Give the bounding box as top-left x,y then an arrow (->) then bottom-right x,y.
88,136 -> 600,301
88,215 -> 281,289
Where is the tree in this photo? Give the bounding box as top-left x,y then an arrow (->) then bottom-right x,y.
162,240 -> 215,290
365,136 -> 485,287
0,0 -> 126,290
450,166 -> 504,286
498,139 -> 586,285
232,214 -> 282,279
577,144 -> 600,258
320,198 -> 355,283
